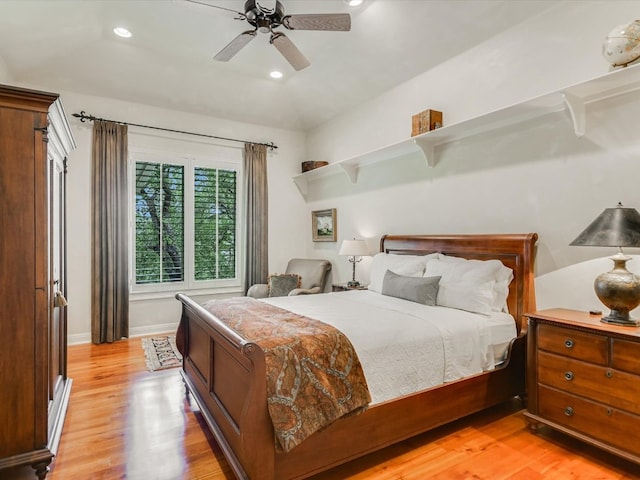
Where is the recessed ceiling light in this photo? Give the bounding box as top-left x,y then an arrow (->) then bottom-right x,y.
270,71 -> 283,79
346,0 -> 363,6
113,27 -> 132,38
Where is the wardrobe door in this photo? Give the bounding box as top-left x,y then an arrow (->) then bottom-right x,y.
49,154 -> 67,413
0,104 -> 50,464
45,98 -> 74,464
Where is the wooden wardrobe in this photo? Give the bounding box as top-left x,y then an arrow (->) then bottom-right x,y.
0,85 -> 76,479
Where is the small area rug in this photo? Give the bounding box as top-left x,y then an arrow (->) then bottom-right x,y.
141,335 -> 182,371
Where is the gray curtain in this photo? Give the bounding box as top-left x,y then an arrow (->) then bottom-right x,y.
243,143 -> 268,293
91,120 -> 129,344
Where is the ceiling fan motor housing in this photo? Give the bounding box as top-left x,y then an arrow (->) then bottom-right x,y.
245,0 -> 285,31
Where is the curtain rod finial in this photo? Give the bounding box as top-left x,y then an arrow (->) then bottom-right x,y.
72,111 -> 91,123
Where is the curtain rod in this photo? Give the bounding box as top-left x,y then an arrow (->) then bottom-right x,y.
71,111 -> 278,150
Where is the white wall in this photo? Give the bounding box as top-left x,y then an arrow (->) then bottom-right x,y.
51,91 -> 307,342
8,1 -> 640,341
0,56 -> 9,83
304,1 -> 640,314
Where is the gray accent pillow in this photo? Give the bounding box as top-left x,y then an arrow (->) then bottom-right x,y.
381,270 -> 441,305
268,274 -> 301,297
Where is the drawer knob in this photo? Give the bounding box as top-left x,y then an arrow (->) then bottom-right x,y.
606,370 -> 613,378
564,406 -> 574,417
564,339 -> 574,349
564,371 -> 574,381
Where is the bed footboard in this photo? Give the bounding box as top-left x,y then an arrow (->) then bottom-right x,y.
175,293 -> 275,480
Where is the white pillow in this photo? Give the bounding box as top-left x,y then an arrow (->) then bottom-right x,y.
436,278 -> 496,315
435,254 -> 513,312
425,257 -> 508,314
368,253 -> 437,293
493,266 -> 514,312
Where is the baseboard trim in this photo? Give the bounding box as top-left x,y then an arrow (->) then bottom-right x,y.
129,322 -> 179,338
68,333 -> 91,345
67,322 -> 179,346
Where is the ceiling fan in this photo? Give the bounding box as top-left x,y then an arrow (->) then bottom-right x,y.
188,0 -> 351,71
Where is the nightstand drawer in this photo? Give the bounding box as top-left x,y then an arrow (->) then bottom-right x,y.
538,385 -> 640,457
538,323 -> 607,364
537,351 -> 640,416
612,338 -> 640,375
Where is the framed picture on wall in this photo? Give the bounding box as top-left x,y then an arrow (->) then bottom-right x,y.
312,208 -> 337,242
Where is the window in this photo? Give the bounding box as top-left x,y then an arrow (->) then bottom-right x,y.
132,153 -> 240,293
193,167 -> 237,280
135,162 -> 185,284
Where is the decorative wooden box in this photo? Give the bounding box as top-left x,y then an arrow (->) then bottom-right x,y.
411,109 -> 443,136
302,161 -> 329,173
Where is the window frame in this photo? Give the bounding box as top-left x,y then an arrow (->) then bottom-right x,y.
129,147 -> 243,297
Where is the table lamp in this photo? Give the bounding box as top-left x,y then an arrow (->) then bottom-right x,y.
570,202 -> 640,326
339,239 -> 368,287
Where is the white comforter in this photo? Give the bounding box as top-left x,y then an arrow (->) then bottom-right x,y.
263,290 -> 517,405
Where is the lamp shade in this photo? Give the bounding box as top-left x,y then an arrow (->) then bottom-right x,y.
339,239 -> 368,256
570,203 -> 640,326
570,203 -> 640,247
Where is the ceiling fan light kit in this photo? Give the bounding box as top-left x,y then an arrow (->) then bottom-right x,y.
207,0 -> 351,71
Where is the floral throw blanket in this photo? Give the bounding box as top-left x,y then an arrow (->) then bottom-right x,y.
202,297 -> 371,452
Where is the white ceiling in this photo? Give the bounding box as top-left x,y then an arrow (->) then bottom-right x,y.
0,0 -> 559,131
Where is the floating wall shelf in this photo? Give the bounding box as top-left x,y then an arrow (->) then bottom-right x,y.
293,63 -> 640,196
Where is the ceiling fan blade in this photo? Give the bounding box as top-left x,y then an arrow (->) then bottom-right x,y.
270,32 -> 310,71
214,30 -> 257,61
282,13 -> 351,31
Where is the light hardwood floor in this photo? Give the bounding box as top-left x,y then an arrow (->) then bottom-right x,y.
45,337 -> 640,480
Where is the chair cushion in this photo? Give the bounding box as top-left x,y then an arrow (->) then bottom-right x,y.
285,259 -> 331,290
268,274 -> 302,297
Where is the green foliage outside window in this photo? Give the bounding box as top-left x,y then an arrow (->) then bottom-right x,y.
194,167 -> 237,280
135,161 -> 236,285
136,162 -> 184,284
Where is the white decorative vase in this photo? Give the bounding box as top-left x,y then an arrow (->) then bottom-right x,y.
602,19 -> 640,67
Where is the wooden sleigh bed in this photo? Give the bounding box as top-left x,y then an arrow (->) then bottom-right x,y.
175,233 -> 538,480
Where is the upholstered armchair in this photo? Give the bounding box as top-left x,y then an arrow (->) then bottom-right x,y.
247,258 -> 332,298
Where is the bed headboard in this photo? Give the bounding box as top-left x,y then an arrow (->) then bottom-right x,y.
380,234 -> 538,334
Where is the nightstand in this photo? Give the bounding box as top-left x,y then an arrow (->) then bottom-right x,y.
332,283 -> 368,292
524,308 -> 640,465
